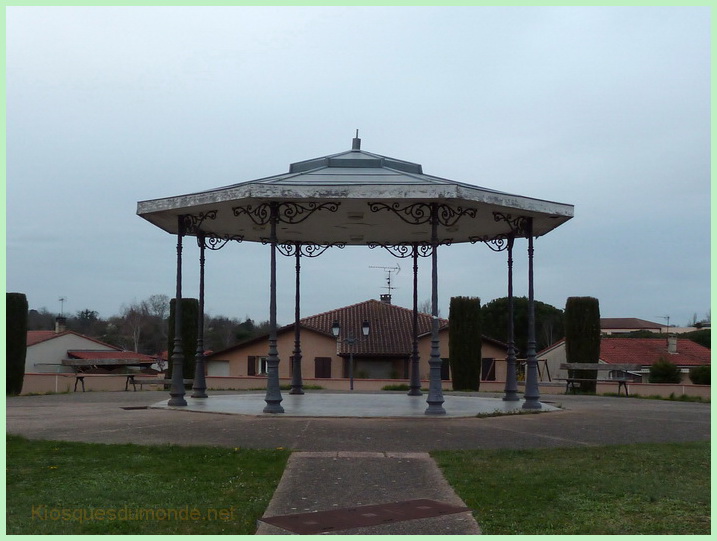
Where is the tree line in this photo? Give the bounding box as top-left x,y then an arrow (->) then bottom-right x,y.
27,294 -> 271,356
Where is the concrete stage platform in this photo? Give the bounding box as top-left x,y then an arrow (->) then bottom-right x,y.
151,391 -> 561,418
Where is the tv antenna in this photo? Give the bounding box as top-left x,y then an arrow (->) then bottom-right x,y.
369,265 -> 401,300
59,297 -> 67,317
657,315 -> 670,335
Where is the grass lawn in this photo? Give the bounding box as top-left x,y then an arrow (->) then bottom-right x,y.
432,441 -> 710,535
6,435 -> 290,534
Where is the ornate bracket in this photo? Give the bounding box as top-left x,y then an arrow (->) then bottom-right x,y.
494,213 -> 529,236
276,242 -> 346,258
469,212 -> 529,251
181,210 -> 218,235
368,202 -> 477,227
469,234 -> 514,252
197,233 -> 244,251
232,201 -> 341,226
367,241 -> 442,258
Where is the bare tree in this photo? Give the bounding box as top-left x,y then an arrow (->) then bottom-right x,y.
120,301 -> 149,352
418,299 -> 441,317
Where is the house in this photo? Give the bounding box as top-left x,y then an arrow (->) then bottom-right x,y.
26,319 -> 156,374
600,318 -> 664,335
205,299 -> 508,383
541,336 -> 711,383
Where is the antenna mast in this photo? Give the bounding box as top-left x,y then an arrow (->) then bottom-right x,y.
58,297 -> 67,317
369,265 -> 400,304
658,315 -> 671,338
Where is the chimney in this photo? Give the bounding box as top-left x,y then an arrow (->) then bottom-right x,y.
667,336 -> 677,354
55,316 -> 67,334
380,294 -> 392,305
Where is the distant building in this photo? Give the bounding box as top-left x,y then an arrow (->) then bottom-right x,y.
540,336 -> 711,383
205,299 -> 508,383
26,320 -> 156,374
600,318 -> 663,335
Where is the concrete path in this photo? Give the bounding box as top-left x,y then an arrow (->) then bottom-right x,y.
6,390 -> 710,535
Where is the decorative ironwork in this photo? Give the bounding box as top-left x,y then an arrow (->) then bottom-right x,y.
198,233 -> 244,251
368,202 -> 477,227
493,212 -> 530,237
469,213 -> 529,250
276,242 -> 346,258
181,210 -> 218,234
232,204 -> 271,226
367,241 -> 450,256
469,234 -> 511,252
233,201 -> 340,226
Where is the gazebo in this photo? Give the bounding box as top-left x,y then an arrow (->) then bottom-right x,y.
137,133 -> 573,414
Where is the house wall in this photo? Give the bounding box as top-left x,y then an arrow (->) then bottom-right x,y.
26,334 -> 116,373
207,328 -> 511,386
541,343 -> 568,380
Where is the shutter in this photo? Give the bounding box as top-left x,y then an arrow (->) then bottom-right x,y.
247,356 -> 256,376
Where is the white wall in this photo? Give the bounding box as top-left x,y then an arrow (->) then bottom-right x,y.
26,334 -> 116,373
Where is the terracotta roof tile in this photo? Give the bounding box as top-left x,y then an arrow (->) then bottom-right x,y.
26,330 -> 121,350
26,331 -> 60,346
300,299 -> 448,356
600,338 -> 710,367
600,318 -> 662,330
67,350 -> 157,362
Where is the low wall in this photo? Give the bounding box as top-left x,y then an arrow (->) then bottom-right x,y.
19,373 -> 710,400
204,376 -> 457,392
21,373 -> 132,394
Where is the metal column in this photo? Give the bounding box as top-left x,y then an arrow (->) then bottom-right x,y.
408,243 -> 422,396
522,218 -> 541,409
290,245 -> 304,395
425,204 -> 446,415
502,235 -> 520,401
192,233 -> 208,398
264,203 -> 284,413
168,215 -> 187,407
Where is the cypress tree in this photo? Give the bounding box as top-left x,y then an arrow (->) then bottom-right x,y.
564,296 -> 601,393
167,298 -> 199,386
448,296 -> 482,391
7,293 -> 28,395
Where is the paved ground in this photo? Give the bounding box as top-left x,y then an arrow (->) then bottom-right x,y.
7,390 -> 710,451
153,391 -> 561,418
7,390 -> 710,534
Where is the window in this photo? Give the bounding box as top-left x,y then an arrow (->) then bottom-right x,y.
247,356 -> 268,376
315,357 -> 332,379
481,358 -> 496,381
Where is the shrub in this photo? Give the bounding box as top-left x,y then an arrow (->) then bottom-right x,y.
6,293 -> 28,395
648,356 -> 682,384
449,296 -> 482,391
381,384 -> 411,391
688,365 -> 710,385
564,297 -> 601,393
167,298 -> 199,384
682,329 -> 710,349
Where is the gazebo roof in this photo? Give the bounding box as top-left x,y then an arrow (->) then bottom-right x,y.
137,137 -> 573,245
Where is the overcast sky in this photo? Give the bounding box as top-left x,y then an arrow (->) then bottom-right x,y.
6,6 -> 711,330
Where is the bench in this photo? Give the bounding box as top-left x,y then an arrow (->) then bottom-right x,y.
132,378 -> 194,391
74,375 -> 193,392
559,363 -> 642,396
74,374 -> 139,392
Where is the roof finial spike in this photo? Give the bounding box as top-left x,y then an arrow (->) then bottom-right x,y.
352,129 -> 361,151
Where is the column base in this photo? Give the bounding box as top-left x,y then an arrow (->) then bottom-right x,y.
522,399 -> 542,410
191,391 -> 208,398
263,402 -> 285,414
425,402 -> 446,415
502,391 -> 521,402
168,396 -> 187,407
407,388 -> 423,396
289,387 -> 305,395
